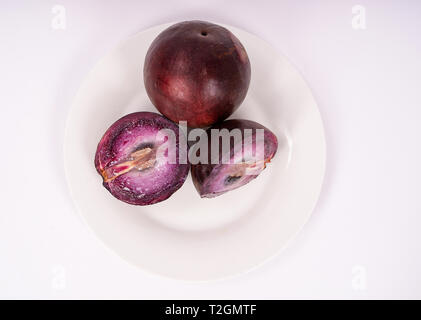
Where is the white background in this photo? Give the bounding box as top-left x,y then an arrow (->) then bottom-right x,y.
1,0 -> 420,299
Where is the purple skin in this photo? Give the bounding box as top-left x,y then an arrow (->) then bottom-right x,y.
191,119 -> 278,198
144,20 -> 251,128
94,112 -> 189,205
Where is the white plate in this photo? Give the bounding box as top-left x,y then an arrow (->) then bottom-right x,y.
64,22 -> 326,281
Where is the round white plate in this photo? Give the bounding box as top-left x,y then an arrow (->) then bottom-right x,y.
64,22 -> 326,281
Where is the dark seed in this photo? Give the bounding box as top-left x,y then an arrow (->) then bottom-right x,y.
225,175 -> 241,185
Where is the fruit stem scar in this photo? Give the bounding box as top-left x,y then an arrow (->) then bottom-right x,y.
101,147 -> 156,183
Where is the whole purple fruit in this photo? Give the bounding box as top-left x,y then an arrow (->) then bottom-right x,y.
94,112 -> 189,205
144,20 -> 251,128
191,119 -> 278,198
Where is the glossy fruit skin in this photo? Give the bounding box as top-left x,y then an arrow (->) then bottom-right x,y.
94,112 -> 189,206
144,20 -> 251,128
191,119 -> 278,198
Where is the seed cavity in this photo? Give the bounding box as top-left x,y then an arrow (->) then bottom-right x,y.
101,147 -> 156,183
133,142 -> 154,152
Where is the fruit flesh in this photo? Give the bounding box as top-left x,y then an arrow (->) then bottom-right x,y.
94,112 -> 189,205
144,20 -> 251,128
191,119 -> 278,198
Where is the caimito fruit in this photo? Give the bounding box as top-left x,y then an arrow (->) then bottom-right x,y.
144,20 -> 251,128
191,119 -> 278,198
94,112 -> 189,205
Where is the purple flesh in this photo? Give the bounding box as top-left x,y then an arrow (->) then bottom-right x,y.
191,119 -> 278,198
94,112 -> 189,205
